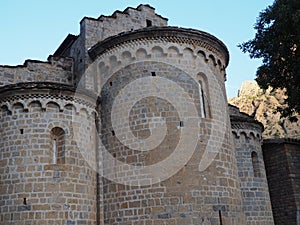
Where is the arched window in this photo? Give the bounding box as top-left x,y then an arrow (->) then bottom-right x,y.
50,127 -> 65,164
197,72 -> 211,118
251,151 -> 261,177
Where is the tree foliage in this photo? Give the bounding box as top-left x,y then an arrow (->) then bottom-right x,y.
239,0 -> 300,118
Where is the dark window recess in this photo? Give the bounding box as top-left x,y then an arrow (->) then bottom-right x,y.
109,81 -> 113,86
251,151 -> 261,177
146,20 -> 152,27
151,72 -> 156,76
20,129 -> 24,134
180,121 -> 184,127
23,198 -> 27,205
219,210 -> 223,225
111,130 -> 115,136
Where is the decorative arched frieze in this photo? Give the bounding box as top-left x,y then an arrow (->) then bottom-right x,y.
168,46 -> 180,57
231,129 -> 262,140
93,40 -> 227,93
136,48 -> 148,59
0,96 -> 97,117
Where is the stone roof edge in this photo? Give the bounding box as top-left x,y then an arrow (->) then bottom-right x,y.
0,59 -> 51,68
0,56 -> 73,69
263,138 -> 300,144
81,4 -> 168,23
53,34 -> 79,57
228,103 -> 264,131
0,82 -> 97,100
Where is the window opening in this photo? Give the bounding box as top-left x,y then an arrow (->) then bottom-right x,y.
146,20 -> 152,27
50,127 -> 65,164
251,151 -> 261,177
53,139 -> 57,164
179,121 -> 184,127
219,210 -> 223,225
198,82 -> 206,118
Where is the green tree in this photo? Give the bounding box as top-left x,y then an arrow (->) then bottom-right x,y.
239,0 -> 300,118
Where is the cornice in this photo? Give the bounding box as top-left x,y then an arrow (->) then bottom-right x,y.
0,82 -> 96,98
88,26 -> 229,66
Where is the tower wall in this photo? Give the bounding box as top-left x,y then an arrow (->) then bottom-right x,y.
91,27 -> 245,224
230,105 -> 274,225
66,4 -> 168,82
0,84 -> 98,225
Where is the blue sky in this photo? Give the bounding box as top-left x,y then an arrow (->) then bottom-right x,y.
0,0 -> 274,97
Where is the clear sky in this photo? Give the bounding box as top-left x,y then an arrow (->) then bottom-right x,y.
0,0 -> 274,97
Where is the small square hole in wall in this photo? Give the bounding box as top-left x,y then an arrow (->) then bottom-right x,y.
20,129 -> 24,134
109,81 -> 113,86
151,72 -> 156,76
146,19 -> 152,27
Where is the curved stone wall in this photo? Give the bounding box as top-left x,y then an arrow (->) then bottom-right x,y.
0,84 -> 98,225
92,28 -> 245,224
230,104 -> 274,225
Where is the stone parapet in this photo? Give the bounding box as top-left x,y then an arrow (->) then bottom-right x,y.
0,56 -> 74,87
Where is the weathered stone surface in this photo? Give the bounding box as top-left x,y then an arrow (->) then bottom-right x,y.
230,105 -> 274,225
0,4 -> 277,225
263,139 -> 300,225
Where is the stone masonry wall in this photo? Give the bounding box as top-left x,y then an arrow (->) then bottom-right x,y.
232,131 -> 274,225
93,27 -> 245,224
82,4 -> 168,50
67,4 -> 168,84
0,88 -> 98,225
263,139 -> 300,225
0,56 -> 74,87
230,105 -> 274,225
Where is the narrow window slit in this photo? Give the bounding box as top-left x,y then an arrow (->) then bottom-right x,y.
109,81 -> 113,86
219,210 -> 223,225
251,151 -> 261,177
53,139 -> 57,164
20,129 -> 24,134
50,127 -> 65,165
23,198 -> 27,205
198,82 -> 206,118
180,121 -> 184,127
111,130 -> 115,136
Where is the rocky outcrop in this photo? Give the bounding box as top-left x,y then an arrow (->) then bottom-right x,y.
228,81 -> 300,139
